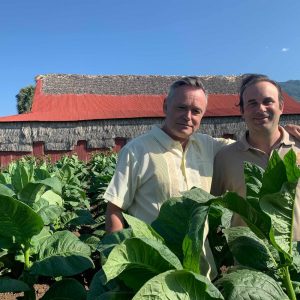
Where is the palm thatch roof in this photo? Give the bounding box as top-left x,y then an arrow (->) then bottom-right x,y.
0,74 -> 298,152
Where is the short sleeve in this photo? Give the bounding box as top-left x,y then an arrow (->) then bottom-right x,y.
103,146 -> 140,210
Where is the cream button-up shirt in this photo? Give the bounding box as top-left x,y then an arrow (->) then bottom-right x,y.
104,125 -> 229,224
104,126 -> 230,279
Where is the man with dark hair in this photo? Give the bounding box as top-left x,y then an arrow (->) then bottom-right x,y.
211,74 -> 300,240
104,76 -> 231,278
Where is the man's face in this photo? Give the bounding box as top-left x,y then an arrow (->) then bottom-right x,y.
162,85 -> 207,143
242,81 -> 283,134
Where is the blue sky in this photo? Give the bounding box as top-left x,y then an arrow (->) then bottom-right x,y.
1,0 -> 300,117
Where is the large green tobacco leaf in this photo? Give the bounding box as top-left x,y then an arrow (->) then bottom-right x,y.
33,199 -> 64,225
260,182 -> 297,262
283,149 -> 300,182
58,165 -> 74,185
64,209 -> 96,226
37,177 -> 62,195
42,278 -> 86,300
30,230 -> 94,276
291,242 -> 300,275
244,162 -> 264,210
0,183 -> 15,198
0,172 -> 11,185
31,226 -> 52,254
102,237 -> 182,291
259,150 -> 300,261
11,163 -> 34,193
87,269 -> 133,300
133,269 -> 224,300
216,192 -> 271,240
79,234 -> 101,252
215,269 -> 288,300
59,210 -> 95,230
40,190 -> 63,206
261,150 -> 288,196
259,150 -> 299,196
182,205 -> 209,273
18,178 -> 62,207
0,195 -> 44,247
152,196 -> 209,264
34,168 -> 51,180
18,182 -> 47,206
0,277 -> 30,292
123,213 -> 164,242
224,227 -> 277,271
182,187 -> 215,203
97,228 -> 133,262
208,205 -> 233,272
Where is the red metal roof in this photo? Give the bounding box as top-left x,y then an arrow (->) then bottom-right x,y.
0,79 -> 299,122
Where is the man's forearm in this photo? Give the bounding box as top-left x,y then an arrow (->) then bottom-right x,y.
284,124 -> 300,140
105,202 -> 125,233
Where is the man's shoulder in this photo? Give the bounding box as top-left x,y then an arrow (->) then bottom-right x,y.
122,130 -> 157,152
287,132 -> 300,149
214,140 -> 242,158
192,133 -> 235,148
193,133 -> 219,143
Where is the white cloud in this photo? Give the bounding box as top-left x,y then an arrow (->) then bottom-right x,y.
281,48 -> 289,52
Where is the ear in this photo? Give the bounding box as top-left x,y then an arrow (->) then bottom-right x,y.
240,107 -> 244,119
163,97 -> 167,114
279,101 -> 284,113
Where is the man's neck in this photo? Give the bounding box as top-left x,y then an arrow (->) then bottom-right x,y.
247,127 -> 282,155
161,125 -> 190,150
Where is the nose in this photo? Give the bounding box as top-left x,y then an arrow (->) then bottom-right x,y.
183,110 -> 192,120
257,103 -> 267,112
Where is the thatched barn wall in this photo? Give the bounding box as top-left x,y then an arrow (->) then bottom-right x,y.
201,115 -> 299,140
0,74 -> 299,166
0,114 -> 298,154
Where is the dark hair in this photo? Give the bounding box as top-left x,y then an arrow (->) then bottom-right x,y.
167,76 -> 208,103
238,74 -> 284,113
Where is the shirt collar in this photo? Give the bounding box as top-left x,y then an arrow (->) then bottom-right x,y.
279,126 -> 295,146
238,126 -> 294,151
150,125 -> 195,151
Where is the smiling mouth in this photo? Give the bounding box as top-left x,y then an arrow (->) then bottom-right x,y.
177,123 -> 193,127
253,115 -> 270,120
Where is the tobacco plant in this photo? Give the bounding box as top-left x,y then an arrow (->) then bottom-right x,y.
0,159 -> 93,299
92,149 -> 300,299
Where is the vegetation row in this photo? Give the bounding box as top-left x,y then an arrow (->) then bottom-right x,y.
0,150 -> 300,300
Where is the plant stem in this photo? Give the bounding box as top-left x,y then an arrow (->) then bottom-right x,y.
23,242 -> 36,300
282,266 -> 296,300
24,242 -> 31,270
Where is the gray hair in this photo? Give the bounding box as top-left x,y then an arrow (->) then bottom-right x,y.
166,76 -> 208,103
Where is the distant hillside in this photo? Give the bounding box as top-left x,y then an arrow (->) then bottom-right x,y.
279,80 -> 300,101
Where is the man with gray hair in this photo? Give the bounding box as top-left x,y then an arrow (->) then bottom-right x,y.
104,76 -> 230,279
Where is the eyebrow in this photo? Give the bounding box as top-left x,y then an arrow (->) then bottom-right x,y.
246,99 -> 257,103
246,96 -> 275,103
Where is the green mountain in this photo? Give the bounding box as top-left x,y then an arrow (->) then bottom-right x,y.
279,80 -> 300,101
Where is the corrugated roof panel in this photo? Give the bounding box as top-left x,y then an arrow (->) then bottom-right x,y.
0,77 -> 299,123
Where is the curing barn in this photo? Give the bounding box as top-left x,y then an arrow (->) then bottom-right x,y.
0,74 -> 299,167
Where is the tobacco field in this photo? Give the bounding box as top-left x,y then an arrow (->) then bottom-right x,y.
1,150 -> 300,300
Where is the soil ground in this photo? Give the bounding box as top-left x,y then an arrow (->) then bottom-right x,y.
0,284 -> 49,300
